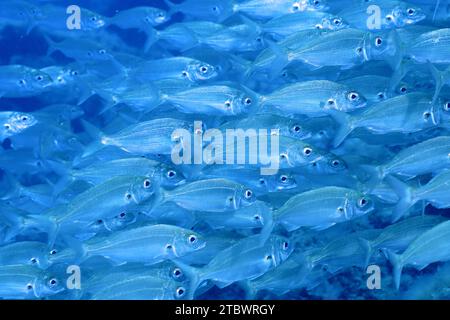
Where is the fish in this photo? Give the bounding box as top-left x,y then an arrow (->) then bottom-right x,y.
330,93 -> 441,147
0,112 -> 37,141
51,224 -> 205,266
0,241 -> 51,269
0,265 -> 64,299
0,65 -> 53,98
408,28 -> 450,63
259,80 -> 368,117
359,215 -> 446,266
273,186 -> 374,232
174,234 -> 293,298
156,178 -> 256,213
384,219 -> 450,289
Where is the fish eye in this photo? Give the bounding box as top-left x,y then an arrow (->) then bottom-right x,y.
181,71 -> 188,77
98,49 -> 106,55
224,100 -> 232,108
347,92 -> 359,101
292,3 -> 300,11
386,15 -> 394,22
143,179 -> 151,189
443,101 -> 450,111
400,86 -> 407,93
97,219 -> 103,224
48,278 -> 58,287
315,24 -> 323,29
30,257 -> 38,264
359,197 -> 368,207
265,255 -> 272,261
166,170 -> 176,178
337,207 -> 344,212
188,235 -> 197,244
90,16 -> 97,21
49,249 -> 57,255
280,153 -> 287,160
331,159 -> 341,167
327,99 -> 335,105
18,79 -> 26,86
21,116 -> 28,121
125,193 -> 132,200
407,8 -> 416,16
199,65 -> 208,73
158,12 -> 165,17
333,18 -> 342,25
119,212 -> 126,219
71,70 -> 79,76
423,111 -> 432,120
176,287 -> 186,297
256,37 -> 262,43
27,284 -> 33,290
279,175 -> 288,183
4,124 -> 10,130
355,47 -> 363,55
244,97 -> 252,105
377,92 -> 385,100
244,189 -> 253,199
292,125 -> 301,133
172,268 -> 183,279
253,214 -> 261,221
375,37 -> 383,47
303,147 -> 312,156
259,178 -> 266,185
282,241 -> 289,250
166,244 -> 173,250
35,75 -> 43,81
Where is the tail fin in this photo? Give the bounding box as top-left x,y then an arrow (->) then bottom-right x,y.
385,175 -> 415,223
358,237 -> 373,268
382,249 -> 404,290
78,120 -> 106,159
143,27 -> 160,53
428,61 -> 446,105
328,110 -> 355,148
171,259 -> 202,300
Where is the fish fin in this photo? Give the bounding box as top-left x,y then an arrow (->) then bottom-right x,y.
240,280 -> 257,300
259,209 -> 274,246
170,259 -> 202,300
385,175 -> 415,223
357,237 -> 373,268
382,249 -> 404,290
78,120 -> 107,159
143,27 -> 160,53
327,110 -> 355,148
433,0 -> 441,22
428,61 -> 445,105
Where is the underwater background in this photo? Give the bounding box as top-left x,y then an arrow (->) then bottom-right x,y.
1,0 -> 450,300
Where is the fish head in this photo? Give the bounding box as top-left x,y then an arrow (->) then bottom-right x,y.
169,265 -> 186,282
82,10 -> 106,29
271,235 -> 294,267
392,4 -> 426,27
321,15 -> 348,31
298,0 -> 329,12
173,230 -> 206,257
28,69 -> 53,90
238,186 -> 257,207
159,166 -> 186,189
186,61 -> 218,82
128,176 -> 157,204
230,89 -> 258,115
351,192 -> 374,218
47,247 -> 78,266
267,171 -> 297,192
286,119 -> 314,140
283,141 -> 322,168
7,112 -> 38,133
332,88 -> 367,112
36,272 -> 65,298
365,31 -> 399,63
311,153 -> 348,175
144,8 -> 169,26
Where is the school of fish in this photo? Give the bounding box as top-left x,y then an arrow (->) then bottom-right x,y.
0,0 -> 450,300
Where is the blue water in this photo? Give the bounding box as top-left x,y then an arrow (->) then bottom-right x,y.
1,0 -> 450,300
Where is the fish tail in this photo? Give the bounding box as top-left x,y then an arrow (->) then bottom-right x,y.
171,259 -> 202,300
143,27 -> 160,53
357,237 -> 373,268
78,120 -> 106,159
328,109 -> 355,148
385,175 -> 415,223
428,61 -> 445,105
383,249 -> 404,290
240,280 -> 257,300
